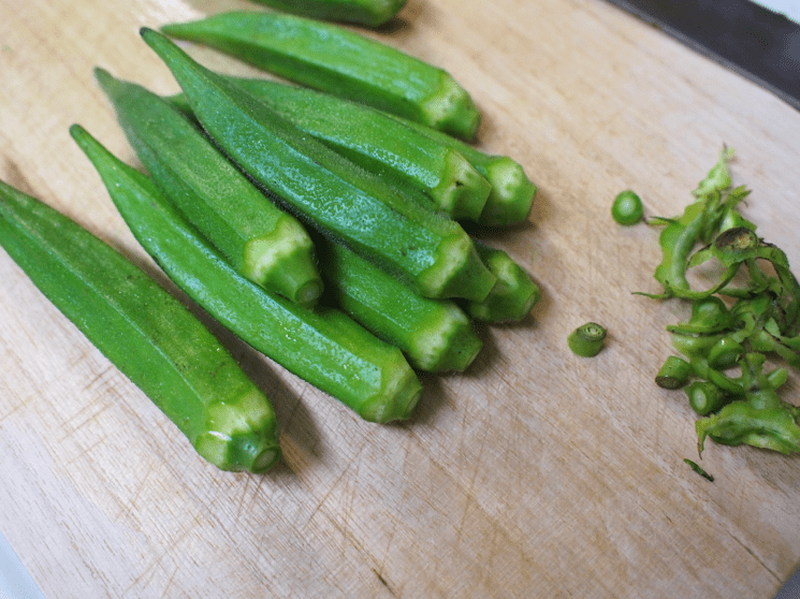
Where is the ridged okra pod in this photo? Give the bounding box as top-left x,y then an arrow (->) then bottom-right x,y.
71,124 -> 422,424
170,77 -> 491,221
95,68 -> 323,307
319,237 -> 483,372
247,0 -> 407,27
141,28 -> 496,302
0,177 -> 280,473
160,11 -> 481,140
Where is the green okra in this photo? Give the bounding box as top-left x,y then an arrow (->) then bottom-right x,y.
71,124 -> 422,424
568,322 -> 607,358
246,0 -> 407,27
319,237 -> 483,372
95,67 -> 323,307
381,113 -> 537,226
169,77 -> 491,221
465,242 -> 540,322
142,28 -> 496,302
0,177 -> 280,473
654,355 -> 692,390
160,11 -> 481,140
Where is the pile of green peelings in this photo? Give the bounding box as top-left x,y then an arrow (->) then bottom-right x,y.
642,148 -> 800,456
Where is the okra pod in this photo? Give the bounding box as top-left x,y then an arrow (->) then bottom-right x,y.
319,237 -> 483,372
246,0 -> 407,27
160,11 -> 481,140
71,124 -> 423,424
0,178 -> 280,473
142,28 -> 496,302
170,77 -> 491,221
465,243 -> 540,322
95,68 -> 323,307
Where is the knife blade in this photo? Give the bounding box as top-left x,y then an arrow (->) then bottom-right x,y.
603,0 -> 800,111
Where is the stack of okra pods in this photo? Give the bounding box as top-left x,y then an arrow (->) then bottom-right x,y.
1,7 -> 543,472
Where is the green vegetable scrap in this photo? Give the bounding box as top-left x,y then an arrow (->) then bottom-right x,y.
246,0 -> 407,27
71,124 -> 422,425
638,147 -> 800,456
612,190 -> 644,226
684,459 -> 714,482
160,11 -> 481,140
141,27 -> 497,303
568,322 -> 607,358
655,355 -> 692,390
0,178 -> 281,473
95,67 -> 323,307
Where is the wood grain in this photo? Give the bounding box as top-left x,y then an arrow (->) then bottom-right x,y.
1,0 -> 799,597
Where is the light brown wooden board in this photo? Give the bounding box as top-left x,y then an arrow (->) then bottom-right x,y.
1,0 -> 799,597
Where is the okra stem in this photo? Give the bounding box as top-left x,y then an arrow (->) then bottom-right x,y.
141,28 -> 496,302
160,11 -> 481,140
71,124 -> 423,424
0,176 -> 280,473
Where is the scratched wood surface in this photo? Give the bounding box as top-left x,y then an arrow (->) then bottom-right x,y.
1,0 -> 799,597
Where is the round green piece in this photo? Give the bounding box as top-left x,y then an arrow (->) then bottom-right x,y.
612,190 -> 644,226
568,322 -> 607,357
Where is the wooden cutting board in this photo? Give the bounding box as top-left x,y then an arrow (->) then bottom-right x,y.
1,0 -> 799,597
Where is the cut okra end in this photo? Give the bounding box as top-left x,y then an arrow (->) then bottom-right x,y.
432,150 -> 492,222
243,215 -> 324,307
417,233 -> 497,302
478,156 -> 537,227
467,243 -> 541,323
358,367 -> 424,424
410,303 -> 483,372
421,72 -> 481,141
195,388 -> 282,473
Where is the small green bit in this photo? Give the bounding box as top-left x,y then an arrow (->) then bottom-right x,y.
568,322 -> 607,358
655,355 -> 692,389
611,190 -> 644,226
685,380 -> 728,416
684,459 -> 714,482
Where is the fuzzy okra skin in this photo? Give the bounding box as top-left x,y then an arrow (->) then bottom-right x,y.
247,0 -> 407,27
142,28 -> 496,303
466,243 -> 540,322
71,124 -> 422,424
170,77 -> 491,222
95,68 -> 323,308
160,11 -> 481,140
0,177 -> 280,473
319,237 -> 483,372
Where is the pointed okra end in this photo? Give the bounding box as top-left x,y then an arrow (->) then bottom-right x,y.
243,214 -> 324,308
478,156 -> 537,227
195,389 -> 282,473
431,149 -> 491,222
421,72 -> 481,141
